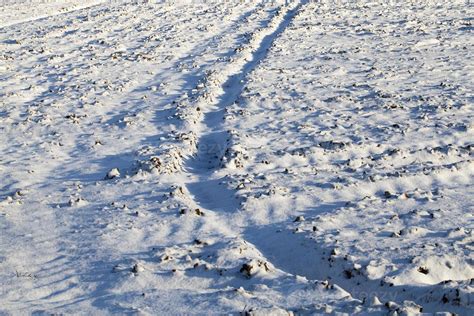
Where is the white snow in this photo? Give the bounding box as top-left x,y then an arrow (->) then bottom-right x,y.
0,0 -> 106,28
0,0 -> 472,314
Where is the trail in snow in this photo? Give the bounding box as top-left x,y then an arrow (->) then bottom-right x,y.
183,3 -> 304,214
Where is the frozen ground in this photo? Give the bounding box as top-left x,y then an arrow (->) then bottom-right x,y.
0,0 -> 473,314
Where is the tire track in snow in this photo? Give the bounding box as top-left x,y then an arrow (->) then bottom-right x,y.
135,3 -> 279,175
133,3 -> 270,175
180,2 -> 305,220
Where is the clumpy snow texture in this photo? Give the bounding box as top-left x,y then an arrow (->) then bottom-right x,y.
0,0 -> 473,315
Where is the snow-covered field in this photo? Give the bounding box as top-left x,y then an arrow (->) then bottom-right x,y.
0,0 -> 473,314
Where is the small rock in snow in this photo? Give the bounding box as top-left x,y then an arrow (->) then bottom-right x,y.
105,168 -> 120,179
131,263 -> 144,274
294,215 -> 305,222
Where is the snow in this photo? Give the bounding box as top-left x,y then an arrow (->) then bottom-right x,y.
0,0 -> 106,29
0,0 -> 472,314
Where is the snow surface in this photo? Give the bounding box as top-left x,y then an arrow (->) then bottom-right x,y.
0,0 -> 473,314
0,0 -> 106,29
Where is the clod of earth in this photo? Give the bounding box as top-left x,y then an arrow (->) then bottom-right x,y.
240,263 -> 253,278
294,215 -> 305,222
417,266 -> 429,275
105,168 -> 120,179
